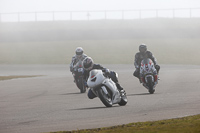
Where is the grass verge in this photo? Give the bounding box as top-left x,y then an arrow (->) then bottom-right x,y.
0,75 -> 42,81
49,114 -> 200,133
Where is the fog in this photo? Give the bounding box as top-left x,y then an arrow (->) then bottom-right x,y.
0,0 -> 200,65
1,0 -> 200,21
0,18 -> 200,65
1,0 -> 200,13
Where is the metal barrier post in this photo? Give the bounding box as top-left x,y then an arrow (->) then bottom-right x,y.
70,11 -> 72,20
122,10 -> 124,20
18,12 -> 20,22
156,9 -> 158,18
173,9 -> 175,18
105,11 -> 107,20
35,12 -> 37,21
52,11 -> 55,21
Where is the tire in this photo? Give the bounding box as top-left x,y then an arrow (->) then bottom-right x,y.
147,77 -> 155,94
118,94 -> 128,106
77,77 -> 86,93
97,87 -> 112,107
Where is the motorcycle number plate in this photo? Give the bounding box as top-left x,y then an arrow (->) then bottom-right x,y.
78,68 -> 83,72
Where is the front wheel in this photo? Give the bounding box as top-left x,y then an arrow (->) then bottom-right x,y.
97,86 -> 112,107
77,77 -> 86,93
147,77 -> 155,94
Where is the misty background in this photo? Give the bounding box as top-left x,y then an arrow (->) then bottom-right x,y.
0,0 -> 200,65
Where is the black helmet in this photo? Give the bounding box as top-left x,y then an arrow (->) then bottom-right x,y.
83,57 -> 94,71
139,44 -> 147,53
75,47 -> 83,56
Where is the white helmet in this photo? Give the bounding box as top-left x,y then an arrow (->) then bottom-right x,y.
75,47 -> 84,56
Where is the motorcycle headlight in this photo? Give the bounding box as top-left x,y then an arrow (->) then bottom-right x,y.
91,77 -> 96,82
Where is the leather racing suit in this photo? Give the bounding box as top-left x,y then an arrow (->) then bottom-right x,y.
70,54 -> 88,72
133,51 -> 160,79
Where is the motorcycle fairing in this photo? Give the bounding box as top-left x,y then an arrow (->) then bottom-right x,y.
88,69 -> 121,104
103,78 -> 121,104
140,58 -> 158,90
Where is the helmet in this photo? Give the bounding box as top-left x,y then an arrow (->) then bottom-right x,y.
83,57 -> 94,71
75,47 -> 83,56
139,44 -> 147,53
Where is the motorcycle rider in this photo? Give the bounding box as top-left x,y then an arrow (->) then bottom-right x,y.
133,44 -> 160,83
82,57 -> 125,99
70,47 -> 88,82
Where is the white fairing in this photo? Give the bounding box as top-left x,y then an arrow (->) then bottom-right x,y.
87,70 -> 105,88
87,69 -> 121,104
140,58 -> 158,89
140,58 -> 156,76
103,78 -> 121,104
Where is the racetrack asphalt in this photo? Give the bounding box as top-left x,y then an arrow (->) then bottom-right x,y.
0,64 -> 200,133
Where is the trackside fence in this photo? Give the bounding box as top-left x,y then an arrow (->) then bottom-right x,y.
0,8 -> 200,22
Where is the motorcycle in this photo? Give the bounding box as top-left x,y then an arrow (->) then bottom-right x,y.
87,69 -> 128,107
140,58 -> 158,94
72,60 -> 87,93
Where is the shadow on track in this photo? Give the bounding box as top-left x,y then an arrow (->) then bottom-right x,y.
127,92 -> 159,96
70,106 -> 119,111
60,92 -> 84,95
127,93 -> 151,96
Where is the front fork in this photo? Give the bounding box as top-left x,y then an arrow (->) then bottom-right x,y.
142,75 -> 157,89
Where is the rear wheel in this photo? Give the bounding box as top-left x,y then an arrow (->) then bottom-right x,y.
147,77 -> 155,94
118,92 -> 128,106
98,86 -> 112,107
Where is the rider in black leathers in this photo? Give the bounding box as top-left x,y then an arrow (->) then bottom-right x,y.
82,57 -> 125,99
133,44 -> 160,82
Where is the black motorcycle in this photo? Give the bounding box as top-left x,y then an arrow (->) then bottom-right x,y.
72,60 -> 87,93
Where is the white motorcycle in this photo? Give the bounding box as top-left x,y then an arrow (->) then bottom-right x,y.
87,69 -> 128,107
140,58 -> 158,94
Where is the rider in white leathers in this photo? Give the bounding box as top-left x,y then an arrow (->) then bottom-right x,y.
70,47 -> 88,83
82,57 -> 125,99
70,47 -> 88,72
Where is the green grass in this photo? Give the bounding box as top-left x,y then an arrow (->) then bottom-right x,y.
0,75 -> 42,81
49,114 -> 200,133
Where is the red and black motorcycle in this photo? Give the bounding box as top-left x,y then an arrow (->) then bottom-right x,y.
140,58 -> 158,94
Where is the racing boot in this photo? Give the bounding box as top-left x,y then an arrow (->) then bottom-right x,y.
116,82 -> 123,90
139,78 -> 142,83
116,83 -> 126,96
84,81 -> 88,88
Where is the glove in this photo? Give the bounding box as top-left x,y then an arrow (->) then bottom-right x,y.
70,66 -> 73,72
84,81 -> 88,88
103,69 -> 110,76
141,77 -> 145,83
155,65 -> 160,70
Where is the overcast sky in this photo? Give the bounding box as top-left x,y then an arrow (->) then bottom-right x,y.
0,0 -> 200,13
